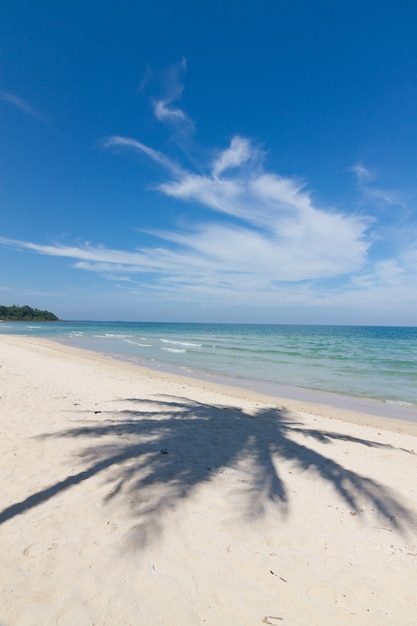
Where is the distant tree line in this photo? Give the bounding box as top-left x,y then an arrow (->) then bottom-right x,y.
0,304 -> 59,321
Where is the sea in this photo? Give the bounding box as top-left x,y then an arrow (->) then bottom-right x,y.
1,321 -> 416,422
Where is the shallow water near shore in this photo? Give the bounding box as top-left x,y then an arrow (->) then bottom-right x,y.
1,321 -> 416,420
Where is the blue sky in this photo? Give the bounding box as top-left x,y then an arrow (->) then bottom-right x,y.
1,1 -> 416,324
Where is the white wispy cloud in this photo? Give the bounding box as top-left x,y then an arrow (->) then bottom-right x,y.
137,65 -> 154,94
212,136 -> 252,177
150,58 -> 194,134
351,161 -> 407,209
0,91 -> 51,126
365,187 -> 407,208
351,162 -> 372,182
102,136 -> 184,177
2,231 -> 417,314
104,129 -> 370,281
0,131 -> 370,286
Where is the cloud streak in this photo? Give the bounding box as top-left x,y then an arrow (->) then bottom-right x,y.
0,91 -> 51,126
1,229 -> 416,313
102,136 -> 184,177
351,162 -> 408,210
150,58 -> 194,135
103,128 -> 370,282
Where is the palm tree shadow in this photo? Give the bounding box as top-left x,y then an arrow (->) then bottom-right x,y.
1,395 -> 416,545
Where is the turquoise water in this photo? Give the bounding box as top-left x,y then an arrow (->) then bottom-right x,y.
1,321 -> 417,418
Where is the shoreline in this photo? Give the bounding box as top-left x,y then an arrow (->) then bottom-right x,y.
2,321 -> 416,414
107,351 -> 417,425
12,333 -> 417,435
1,334 -> 417,624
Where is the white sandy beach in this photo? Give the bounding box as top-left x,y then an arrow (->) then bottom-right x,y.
1,334 -> 416,625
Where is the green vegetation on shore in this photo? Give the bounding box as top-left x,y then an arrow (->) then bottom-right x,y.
0,305 -> 59,321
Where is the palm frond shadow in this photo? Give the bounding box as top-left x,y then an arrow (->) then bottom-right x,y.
1,396 -> 415,545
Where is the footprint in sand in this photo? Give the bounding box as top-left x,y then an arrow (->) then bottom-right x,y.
23,540 -> 59,557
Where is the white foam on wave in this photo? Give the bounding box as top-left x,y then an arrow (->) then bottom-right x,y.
161,347 -> 186,353
386,399 -> 415,408
93,333 -> 134,339
123,339 -> 152,347
160,339 -> 202,347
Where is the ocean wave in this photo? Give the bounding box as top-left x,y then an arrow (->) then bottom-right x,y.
123,339 -> 152,347
160,339 -> 202,347
93,333 -> 133,339
161,347 -> 186,353
385,400 -> 416,408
